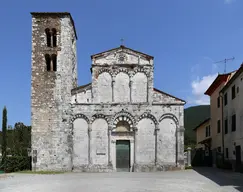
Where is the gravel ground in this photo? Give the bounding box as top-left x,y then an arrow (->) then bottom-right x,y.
0,168 -> 242,192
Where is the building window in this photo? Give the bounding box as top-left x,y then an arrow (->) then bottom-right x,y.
217,120 -> 221,133
205,125 -> 211,137
45,54 -> 51,71
237,86 -> 239,93
224,119 -> 228,134
232,85 -> 236,99
45,28 -> 57,47
224,93 -> 228,106
45,28 -> 51,47
205,126 -> 208,137
45,54 -> 57,72
225,148 -> 229,158
217,97 -> 220,108
232,114 -> 236,132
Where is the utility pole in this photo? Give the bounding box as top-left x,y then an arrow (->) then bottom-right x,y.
214,57 -> 235,73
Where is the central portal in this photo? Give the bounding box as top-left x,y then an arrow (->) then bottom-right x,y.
116,140 -> 130,172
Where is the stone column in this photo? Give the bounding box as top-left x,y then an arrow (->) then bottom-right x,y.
133,127 -> 138,170
176,126 -> 185,166
154,125 -> 159,165
88,124 -> 92,165
112,79 -> 115,102
129,79 -> 132,102
50,31 -> 53,47
187,147 -> 192,167
108,126 -> 112,166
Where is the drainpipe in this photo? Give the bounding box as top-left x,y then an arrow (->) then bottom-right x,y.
220,92 -> 225,164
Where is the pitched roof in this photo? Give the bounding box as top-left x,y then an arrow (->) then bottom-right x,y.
220,64 -> 243,93
153,88 -> 186,103
71,83 -> 91,95
193,118 -> 210,131
91,45 -> 154,60
71,84 -> 186,104
204,71 -> 235,96
30,12 -> 78,40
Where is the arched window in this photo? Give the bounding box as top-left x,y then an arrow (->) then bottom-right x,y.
45,28 -> 51,47
52,28 -> 57,47
51,54 -> 57,71
45,54 -> 51,71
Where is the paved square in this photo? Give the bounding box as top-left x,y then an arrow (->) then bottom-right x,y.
0,168 -> 242,192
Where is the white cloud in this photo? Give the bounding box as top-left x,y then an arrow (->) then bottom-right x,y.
224,0 -> 235,4
190,73 -> 218,105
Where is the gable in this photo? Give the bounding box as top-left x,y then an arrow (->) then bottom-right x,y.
91,45 -> 153,66
153,88 -> 186,104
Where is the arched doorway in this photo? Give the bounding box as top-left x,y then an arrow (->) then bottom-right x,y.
111,112 -> 135,172
115,121 -> 131,172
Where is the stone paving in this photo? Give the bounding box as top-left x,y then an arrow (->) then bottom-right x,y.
0,168 -> 242,192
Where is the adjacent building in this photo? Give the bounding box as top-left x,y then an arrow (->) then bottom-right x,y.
30,12 -> 186,172
194,118 -> 211,150
220,64 -> 243,170
204,71 -> 235,167
193,118 -> 212,166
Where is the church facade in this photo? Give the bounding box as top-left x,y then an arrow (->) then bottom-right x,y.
31,12 -> 186,172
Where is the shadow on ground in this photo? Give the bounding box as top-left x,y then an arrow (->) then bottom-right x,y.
193,167 -> 243,192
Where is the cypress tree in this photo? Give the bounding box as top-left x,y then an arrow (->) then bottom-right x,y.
1,106 -> 7,170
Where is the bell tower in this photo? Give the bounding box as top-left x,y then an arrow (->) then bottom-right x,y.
30,12 -> 78,171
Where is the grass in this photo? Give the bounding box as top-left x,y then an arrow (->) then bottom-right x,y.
185,166 -> 193,170
16,170 -> 66,174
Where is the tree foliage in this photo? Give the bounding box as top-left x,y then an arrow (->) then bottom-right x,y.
184,105 -> 210,146
1,106 -> 7,170
0,119 -> 31,172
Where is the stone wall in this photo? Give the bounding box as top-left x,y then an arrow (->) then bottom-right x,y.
71,102 -> 185,172
31,13 -> 77,171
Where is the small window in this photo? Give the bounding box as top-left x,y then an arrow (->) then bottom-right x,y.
217,120 -> 221,133
224,93 -> 228,106
237,86 -> 239,93
232,114 -> 236,132
232,85 -> 236,99
45,28 -> 51,47
217,97 -> 220,108
51,54 -> 57,71
205,125 -> 211,137
224,119 -> 228,134
45,54 -> 51,71
52,28 -> 57,47
208,125 -> 211,137
205,126 -> 208,137
225,148 -> 229,158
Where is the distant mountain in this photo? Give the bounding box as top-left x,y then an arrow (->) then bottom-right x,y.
184,105 -> 210,145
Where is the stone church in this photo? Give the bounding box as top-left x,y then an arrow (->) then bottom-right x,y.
31,12 -> 186,172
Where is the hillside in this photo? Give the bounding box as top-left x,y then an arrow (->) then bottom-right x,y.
184,105 -> 210,145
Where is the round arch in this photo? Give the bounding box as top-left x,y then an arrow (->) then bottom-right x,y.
159,113 -> 179,126
90,114 -> 109,124
71,113 -> 89,124
112,110 -> 135,130
137,112 -> 158,126
97,68 -> 113,77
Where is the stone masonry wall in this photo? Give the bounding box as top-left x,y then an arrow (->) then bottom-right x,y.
31,13 -> 77,171
71,102 -> 185,172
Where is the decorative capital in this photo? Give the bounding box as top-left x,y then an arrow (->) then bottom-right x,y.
88,128 -> 92,132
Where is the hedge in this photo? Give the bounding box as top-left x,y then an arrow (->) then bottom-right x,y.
0,156 -> 31,173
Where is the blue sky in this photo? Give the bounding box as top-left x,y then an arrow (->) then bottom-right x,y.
0,0 -> 243,127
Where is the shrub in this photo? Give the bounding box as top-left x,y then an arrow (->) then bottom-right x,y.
0,156 -> 31,173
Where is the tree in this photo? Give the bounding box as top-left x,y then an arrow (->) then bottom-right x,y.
1,106 -> 7,170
